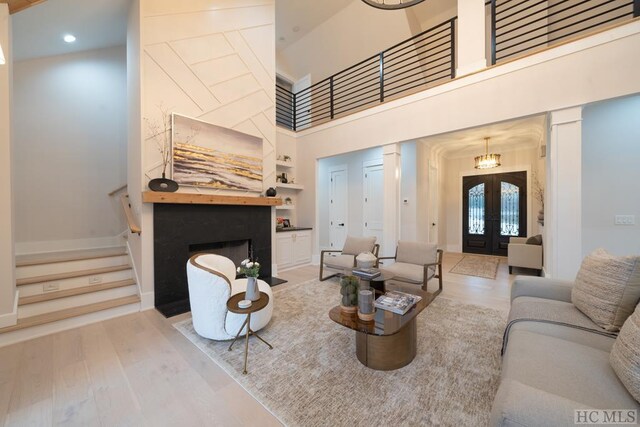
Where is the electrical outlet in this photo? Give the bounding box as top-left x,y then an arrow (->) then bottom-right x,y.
89,276 -> 102,284
614,215 -> 635,225
43,282 -> 59,292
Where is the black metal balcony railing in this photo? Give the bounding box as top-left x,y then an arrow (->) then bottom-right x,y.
490,0 -> 639,64
276,18 -> 457,131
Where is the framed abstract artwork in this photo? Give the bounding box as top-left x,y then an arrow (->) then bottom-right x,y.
171,114 -> 263,192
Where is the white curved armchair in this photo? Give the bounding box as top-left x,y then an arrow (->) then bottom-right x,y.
187,254 -> 273,341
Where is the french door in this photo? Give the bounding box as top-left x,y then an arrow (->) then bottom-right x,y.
462,171 -> 527,256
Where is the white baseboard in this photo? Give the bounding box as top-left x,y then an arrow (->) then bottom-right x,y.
0,292 -> 18,328
15,236 -> 126,255
272,263 -> 278,277
140,291 -> 155,311
447,244 -> 461,253
456,60 -> 488,77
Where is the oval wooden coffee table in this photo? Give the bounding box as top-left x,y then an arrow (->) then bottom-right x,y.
227,291 -> 272,375
328,289 -> 436,371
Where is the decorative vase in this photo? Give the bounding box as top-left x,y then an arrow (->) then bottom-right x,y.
356,252 -> 377,269
339,276 -> 359,313
358,290 -> 375,321
149,173 -> 179,192
266,187 -> 277,197
245,276 -> 260,301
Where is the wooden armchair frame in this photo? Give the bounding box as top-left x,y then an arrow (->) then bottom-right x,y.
319,244 -> 380,281
378,248 -> 443,294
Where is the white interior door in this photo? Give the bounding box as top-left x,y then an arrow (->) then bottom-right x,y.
363,163 -> 384,251
329,167 -> 348,250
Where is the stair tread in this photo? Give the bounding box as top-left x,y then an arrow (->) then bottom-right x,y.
18,279 -> 137,306
0,295 -> 141,334
16,246 -> 127,267
17,264 -> 132,286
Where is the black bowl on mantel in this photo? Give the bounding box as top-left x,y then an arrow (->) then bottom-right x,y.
149,174 -> 179,192
266,187 -> 277,197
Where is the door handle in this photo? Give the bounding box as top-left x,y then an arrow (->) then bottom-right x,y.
338,223 -> 345,226
432,223 -> 436,226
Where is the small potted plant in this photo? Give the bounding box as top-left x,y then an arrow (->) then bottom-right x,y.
237,258 -> 261,301
340,276 -> 359,313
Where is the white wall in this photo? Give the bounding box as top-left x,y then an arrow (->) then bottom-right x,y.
317,147 -> 383,248
582,95 -> 640,257
0,4 -> 16,325
278,1 -> 415,83
129,0 -> 276,301
441,146 -> 543,252
400,142 -> 417,241
13,46 -> 127,253
293,22 -> 640,260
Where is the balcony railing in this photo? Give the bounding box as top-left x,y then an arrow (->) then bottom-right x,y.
276,17 -> 457,131
277,1 -> 638,131
490,0 -> 639,64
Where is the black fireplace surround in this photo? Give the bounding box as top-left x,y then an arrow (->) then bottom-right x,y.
153,203 -> 272,317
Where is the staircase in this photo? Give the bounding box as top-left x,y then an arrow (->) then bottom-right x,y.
0,246 -> 140,345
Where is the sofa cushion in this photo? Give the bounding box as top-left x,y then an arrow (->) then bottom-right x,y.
324,254 -> 355,270
610,305 -> 640,402
395,241 -> 437,266
572,248 -> 640,332
525,234 -> 542,245
382,262 -> 434,284
502,329 -> 639,409
341,236 -> 376,256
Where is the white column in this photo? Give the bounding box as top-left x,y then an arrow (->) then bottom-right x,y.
0,4 -> 17,328
456,0 -> 487,77
383,143 -> 401,257
546,106 -> 582,280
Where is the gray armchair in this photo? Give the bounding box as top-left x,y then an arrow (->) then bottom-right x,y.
319,236 -> 379,281
379,241 -> 443,294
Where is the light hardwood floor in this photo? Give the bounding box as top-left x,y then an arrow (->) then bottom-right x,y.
0,252 -> 518,426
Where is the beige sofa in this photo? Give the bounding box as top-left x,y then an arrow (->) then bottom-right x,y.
491,276 -> 640,426
507,237 -> 543,276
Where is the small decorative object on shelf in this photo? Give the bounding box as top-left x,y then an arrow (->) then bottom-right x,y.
356,252 -> 377,269
276,217 -> 285,229
340,276 -> 359,313
358,290 -> 375,321
282,218 -> 291,228
237,258 -> 261,301
284,197 -> 292,205
145,106 -> 179,192
276,172 -> 288,183
283,155 -> 291,162
266,187 -> 277,197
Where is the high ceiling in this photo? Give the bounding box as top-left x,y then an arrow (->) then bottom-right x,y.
11,0 -> 129,62
419,115 -> 547,158
276,0 -> 352,51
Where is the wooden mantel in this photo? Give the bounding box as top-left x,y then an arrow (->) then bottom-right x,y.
142,191 -> 282,206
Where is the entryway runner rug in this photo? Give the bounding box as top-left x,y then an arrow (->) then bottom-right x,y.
450,255 -> 501,279
174,278 -> 506,426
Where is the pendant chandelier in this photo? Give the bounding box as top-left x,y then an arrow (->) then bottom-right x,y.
474,137 -> 501,169
361,0 -> 426,10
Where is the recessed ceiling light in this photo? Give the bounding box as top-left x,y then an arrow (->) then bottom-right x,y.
292,26 -> 300,33
63,34 -> 76,43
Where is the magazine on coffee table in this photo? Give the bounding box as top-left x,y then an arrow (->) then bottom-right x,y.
374,291 -> 422,315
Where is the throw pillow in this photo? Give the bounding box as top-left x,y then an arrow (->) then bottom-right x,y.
610,305 -> 640,402
525,235 -> 543,245
572,249 -> 640,332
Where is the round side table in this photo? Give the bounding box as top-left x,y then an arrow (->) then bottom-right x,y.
226,291 -> 273,374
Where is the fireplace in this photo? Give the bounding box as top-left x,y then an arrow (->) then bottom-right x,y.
153,203 -> 272,317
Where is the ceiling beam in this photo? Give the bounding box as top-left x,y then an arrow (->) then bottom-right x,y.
0,0 -> 47,14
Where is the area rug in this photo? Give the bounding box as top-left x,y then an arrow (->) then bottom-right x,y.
174,278 -> 506,426
450,255 -> 501,279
